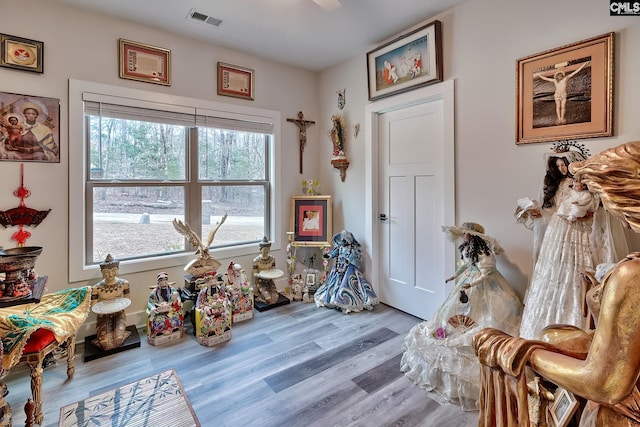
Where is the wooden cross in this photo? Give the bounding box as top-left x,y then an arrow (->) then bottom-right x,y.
287,111 -> 315,174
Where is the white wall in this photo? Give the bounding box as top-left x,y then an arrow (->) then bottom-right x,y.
318,0 -> 640,298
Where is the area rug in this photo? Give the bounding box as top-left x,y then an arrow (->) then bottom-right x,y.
58,368 -> 200,427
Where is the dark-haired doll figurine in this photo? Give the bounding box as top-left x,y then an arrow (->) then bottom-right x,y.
517,144 -> 622,340
314,230 -> 378,313
401,222 -> 522,411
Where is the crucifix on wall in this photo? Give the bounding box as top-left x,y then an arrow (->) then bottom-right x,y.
287,111 -> 315,174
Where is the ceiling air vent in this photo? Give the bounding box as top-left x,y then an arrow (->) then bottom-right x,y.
186,9 -> 223,27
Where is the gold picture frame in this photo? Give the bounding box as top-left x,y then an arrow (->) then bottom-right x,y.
290,195 -> 332,247
217,62 -> 255,100
366,20 -> 443,101
0,34 -> 43,73
119,39 -> 171,86
516,32 -> 614,145
549,387 -> 579,427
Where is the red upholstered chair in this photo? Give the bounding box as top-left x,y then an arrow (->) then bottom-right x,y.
17,329 -> 76,425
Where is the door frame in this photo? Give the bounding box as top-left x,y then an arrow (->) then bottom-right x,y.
364,79 -> 456,300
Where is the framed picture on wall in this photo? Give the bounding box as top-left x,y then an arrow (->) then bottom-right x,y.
0,33 -> 43,73
291,195 -> 332,246
366,20 -> 443,101
0,91 -> 60,163
516,32 -> 614,145
119,39 -> 171,86
217,62 -> 255,100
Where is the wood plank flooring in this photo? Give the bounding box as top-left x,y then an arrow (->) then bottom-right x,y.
2,301 -> 479,427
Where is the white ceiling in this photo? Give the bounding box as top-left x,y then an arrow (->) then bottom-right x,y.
49,0 -> 464,72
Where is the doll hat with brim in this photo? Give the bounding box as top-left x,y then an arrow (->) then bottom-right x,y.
441,222 -> 504,254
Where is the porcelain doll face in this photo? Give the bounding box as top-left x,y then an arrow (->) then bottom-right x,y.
156,272 -> 170,289
260,246 -> 270,258
101,267 -> 117,283
556,158 -> 569,176
233,263 -> 242,278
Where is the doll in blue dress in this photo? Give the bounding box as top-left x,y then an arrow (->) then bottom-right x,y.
314,230 -> 378,313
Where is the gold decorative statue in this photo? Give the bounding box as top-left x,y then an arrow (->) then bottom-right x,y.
474,141 -> 640,427
172,213 -> 227,278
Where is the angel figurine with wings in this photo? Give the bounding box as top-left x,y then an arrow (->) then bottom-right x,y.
172,213 -> 228,277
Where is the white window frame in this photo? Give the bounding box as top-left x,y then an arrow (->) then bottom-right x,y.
68,79 -> 281,282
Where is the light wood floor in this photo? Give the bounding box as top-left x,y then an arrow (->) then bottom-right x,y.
3,301 -> 479,427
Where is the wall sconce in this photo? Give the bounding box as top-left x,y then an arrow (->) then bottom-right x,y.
331,158 -> 349,182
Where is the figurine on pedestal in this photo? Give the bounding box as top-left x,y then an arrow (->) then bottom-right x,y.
91,254 -> 132,351
225,262 -> 253,323
146,272 -> 184,345
194,273 -> 232,346
172,214 -> 227,278
329,113 -> 349,182
252,236 -> 287,311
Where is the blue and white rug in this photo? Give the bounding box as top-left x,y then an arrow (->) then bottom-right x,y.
59,368 -> 199,427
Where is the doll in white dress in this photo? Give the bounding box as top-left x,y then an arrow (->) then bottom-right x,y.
517,143 -> 622,339
401,222 -> 522,411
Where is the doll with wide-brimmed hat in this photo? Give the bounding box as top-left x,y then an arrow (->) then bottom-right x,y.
400,222 -> 522,411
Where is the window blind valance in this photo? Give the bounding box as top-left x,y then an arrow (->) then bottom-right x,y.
83,92 -> 273,133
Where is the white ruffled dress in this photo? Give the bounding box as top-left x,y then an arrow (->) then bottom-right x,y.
519,178 -> 619,339
400,251 -> 523,411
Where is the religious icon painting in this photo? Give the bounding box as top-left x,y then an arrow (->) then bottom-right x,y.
366,20 -> 443,101
516,32 -> 614,144
0,91 -> 60,163
291,195 -> 332,247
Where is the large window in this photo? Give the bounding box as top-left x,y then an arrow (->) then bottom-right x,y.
69,80 -> 281,282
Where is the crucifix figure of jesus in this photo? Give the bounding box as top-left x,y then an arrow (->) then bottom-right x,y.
287,111 -> 315,174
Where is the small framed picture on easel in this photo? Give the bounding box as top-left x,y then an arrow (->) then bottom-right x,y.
548,387 -> 579,427
291,195 -> 332,247
305,272 -> 316,286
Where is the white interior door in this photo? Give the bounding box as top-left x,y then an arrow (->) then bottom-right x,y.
370,83 -> 455,320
